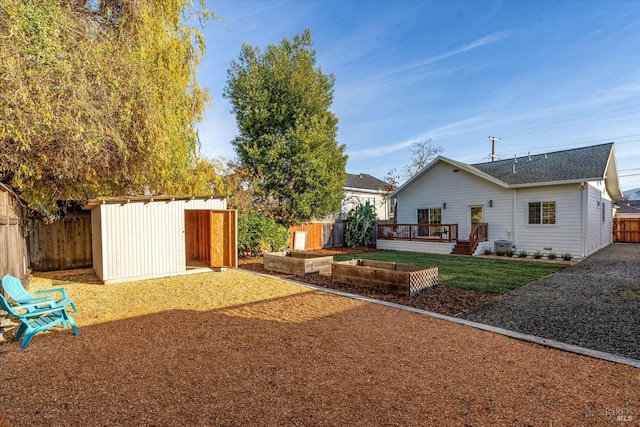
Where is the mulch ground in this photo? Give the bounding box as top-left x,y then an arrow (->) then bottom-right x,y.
239,247 -> 497,317
1,267 -> 638,426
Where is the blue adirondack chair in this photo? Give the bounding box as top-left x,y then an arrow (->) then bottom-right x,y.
2,274 -> 77,313
0,293 -> 80,349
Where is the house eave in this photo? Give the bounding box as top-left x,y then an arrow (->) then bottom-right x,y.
508,178 -> 604,189
344,187 -> 387,195
390,156 -> 509,198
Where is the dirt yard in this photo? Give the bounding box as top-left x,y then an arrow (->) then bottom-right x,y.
0,267 -> 637,426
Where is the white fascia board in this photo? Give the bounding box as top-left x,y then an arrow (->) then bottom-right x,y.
344,187 -> 387,195
389,156 -> 509,198
508,178 -> 604,189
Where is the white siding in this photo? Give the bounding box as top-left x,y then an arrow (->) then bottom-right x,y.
395,162 -> 514,242
93,198 -> 226,282
91,208 -> 103,280
376,239 -> 455,254
342,190 -> 388,220
514,184 -> 584,257
585,182 -> 612,256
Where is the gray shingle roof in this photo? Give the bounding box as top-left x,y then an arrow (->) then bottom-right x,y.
616,200 -> 640,214
471,143 -> 613,185
345,173 -> 387,191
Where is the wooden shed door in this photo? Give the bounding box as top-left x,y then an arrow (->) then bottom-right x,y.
209,210 -> 237,268
185,210 -> 237,269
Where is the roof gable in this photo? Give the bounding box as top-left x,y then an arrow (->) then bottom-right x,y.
345,173 -> 388,191
391,142 -> 623,199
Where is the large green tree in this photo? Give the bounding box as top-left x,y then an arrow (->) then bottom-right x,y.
0,0 -> 215,213
223,29 -> 347,225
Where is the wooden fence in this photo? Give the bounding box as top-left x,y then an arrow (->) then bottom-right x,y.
0,185 -> 29,281
28,211 -> 92,271
288,220 -> 346,250
613,218 -> 640,243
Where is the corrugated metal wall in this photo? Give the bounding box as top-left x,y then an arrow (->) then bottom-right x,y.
94,198 -> 226,282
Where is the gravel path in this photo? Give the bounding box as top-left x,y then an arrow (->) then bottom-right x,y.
463,243 -> 640,360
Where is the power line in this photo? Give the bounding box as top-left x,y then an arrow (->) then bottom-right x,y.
498,105 -> 640,139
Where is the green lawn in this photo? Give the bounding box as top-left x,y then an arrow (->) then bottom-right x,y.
334,251 -> 567,294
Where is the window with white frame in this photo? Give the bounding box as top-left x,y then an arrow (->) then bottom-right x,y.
528,201 -> 556,225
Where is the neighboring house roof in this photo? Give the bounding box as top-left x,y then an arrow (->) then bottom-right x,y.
345,173 -> 388,192
615,200 -> 640,214
391,143 -> 623,199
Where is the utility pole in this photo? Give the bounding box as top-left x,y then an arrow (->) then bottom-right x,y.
489,136 -> 501,162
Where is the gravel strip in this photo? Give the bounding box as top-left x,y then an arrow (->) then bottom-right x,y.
463,243 -> 640,360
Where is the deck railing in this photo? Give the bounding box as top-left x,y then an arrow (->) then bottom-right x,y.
377,223 -> 458,242
469,223 -> 488,254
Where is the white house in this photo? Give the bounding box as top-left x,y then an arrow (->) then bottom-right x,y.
342,173 -> 393,220
380,143 -> 623,258
84,196 -> 237,284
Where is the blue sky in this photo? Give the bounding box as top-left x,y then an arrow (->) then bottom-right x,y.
195,0 -> 640,192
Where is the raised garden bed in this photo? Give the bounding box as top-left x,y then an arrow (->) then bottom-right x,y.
263,251 -> 333,276
332,259 -> 438,296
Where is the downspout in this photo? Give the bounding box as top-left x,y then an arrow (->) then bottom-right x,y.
580,182 -> 589,258
512,188 -> 517,249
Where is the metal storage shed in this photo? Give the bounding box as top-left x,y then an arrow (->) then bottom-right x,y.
84,196 -> 236,284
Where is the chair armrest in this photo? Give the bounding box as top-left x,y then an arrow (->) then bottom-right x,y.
11,303 -> 65,318
31,287 -> 70,300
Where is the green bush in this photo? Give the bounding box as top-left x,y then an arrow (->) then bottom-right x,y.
546,251 -> 557,260
495,249 -> 505,256
518,250 -> 528,258
237,213 -> 290,256
345,201 -> 378,247
532,250 -> 543,259
483,248 -> 493,255
505,248 -> 515,257
562,253 -> 573,261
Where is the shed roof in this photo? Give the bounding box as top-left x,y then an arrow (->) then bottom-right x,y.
82,195 -> 225,209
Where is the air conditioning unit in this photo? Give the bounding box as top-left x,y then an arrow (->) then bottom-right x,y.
494,240 -> 512,252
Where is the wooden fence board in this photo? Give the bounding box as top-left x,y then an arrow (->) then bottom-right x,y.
288,220 -> 346,250
28,212 -> 92,271
613,218 -> 640,243
0,187 -> 29,281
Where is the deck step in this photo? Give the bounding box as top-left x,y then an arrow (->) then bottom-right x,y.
452,240 -> 471,255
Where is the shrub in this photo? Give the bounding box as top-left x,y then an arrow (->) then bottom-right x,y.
237,213 -> 289,256
562,253 -> 573,261
518,250 -> 528,258
505,248 -> 515,257
547,251 -> 557,260
483,248 -> 493,255
532,250 -> 543,259
345,201 -> 378,247
495,249 -> 505,256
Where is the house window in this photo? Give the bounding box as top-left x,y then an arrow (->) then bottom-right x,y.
528,201 -> 556,225
418,208 -> 442,224
417,208 -> 442,236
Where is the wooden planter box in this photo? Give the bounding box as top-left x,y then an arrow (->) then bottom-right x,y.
263,251 -> 333,276
332,259 -> 438,296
